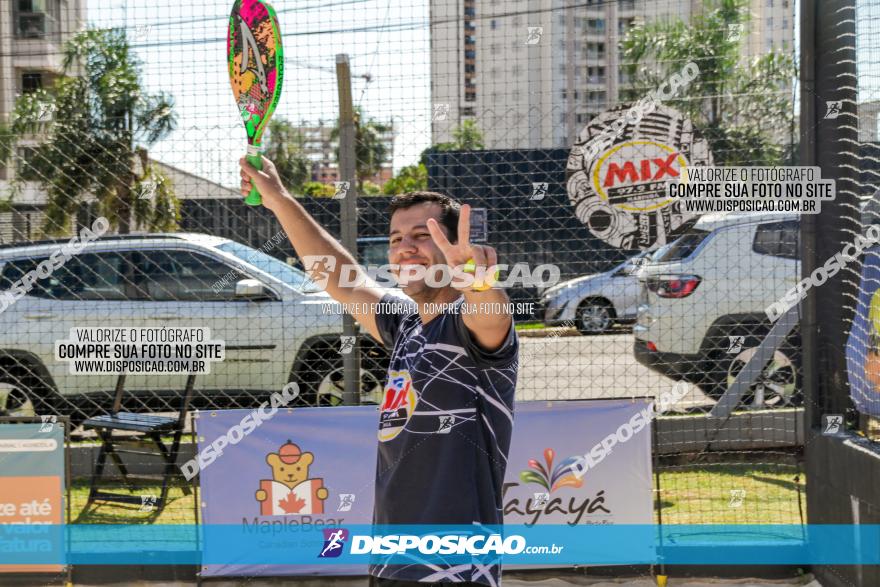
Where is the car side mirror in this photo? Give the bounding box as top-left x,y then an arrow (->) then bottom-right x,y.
234,279 -> 277,301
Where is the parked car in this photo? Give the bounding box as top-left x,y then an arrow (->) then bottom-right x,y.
634,212 -> 802,408
537,252 -> 650,334
357,236 -> 389,265
0,233 -> 390,420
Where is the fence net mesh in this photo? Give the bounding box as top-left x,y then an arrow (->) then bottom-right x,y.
843,0 -> 880,459
4,0 -> 875,573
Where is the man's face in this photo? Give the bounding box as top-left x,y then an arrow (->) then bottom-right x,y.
389,202 -> 453,297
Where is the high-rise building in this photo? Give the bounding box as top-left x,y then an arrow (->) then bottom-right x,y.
430,0 -> 796,150
859,101 -> 880,143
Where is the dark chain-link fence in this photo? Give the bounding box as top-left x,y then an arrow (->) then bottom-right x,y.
8,0 -> 876,578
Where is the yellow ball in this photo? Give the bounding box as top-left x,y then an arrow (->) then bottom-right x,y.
463,258 -> 499,291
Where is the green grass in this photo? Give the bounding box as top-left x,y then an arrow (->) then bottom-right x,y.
70,479 -> 197,524
515,321 -> 546,331
67,463 -> 803,526
656,463 -> 805,525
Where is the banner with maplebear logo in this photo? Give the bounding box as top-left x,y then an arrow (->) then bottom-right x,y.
198,399 -> 653,577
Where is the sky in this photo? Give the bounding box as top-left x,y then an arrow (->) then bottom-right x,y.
857,0 -> 880,106
82,0 -> 880,190
88,0 -> 432,189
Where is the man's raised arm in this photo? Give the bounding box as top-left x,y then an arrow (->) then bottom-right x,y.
240,156 -> 385,342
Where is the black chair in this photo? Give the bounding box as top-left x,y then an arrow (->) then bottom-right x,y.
82,372 -> 196,516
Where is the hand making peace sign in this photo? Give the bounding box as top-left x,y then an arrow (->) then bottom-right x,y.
426,204 -> 499,291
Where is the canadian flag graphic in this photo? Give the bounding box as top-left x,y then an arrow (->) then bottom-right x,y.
260,478 -> 325,516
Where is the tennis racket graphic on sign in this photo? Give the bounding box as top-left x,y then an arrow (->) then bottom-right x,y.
228,0 -> 284,206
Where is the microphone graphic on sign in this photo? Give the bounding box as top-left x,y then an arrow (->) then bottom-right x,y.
227,0 -> 284,206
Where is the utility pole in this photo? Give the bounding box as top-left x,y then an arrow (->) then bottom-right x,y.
335,53 -> 361,406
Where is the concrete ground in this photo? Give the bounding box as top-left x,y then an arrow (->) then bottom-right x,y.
516,330 -> 710,410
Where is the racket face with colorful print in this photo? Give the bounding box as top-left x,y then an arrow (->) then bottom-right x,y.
227,0 -> 284,205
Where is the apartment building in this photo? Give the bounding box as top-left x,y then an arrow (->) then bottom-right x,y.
860,101 -> 880,143
0,0 -> 87,242
430,0 -> 796,150
295,121 -> 395,186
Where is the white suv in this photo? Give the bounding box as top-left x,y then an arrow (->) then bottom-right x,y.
634,212 -> 801,407
0,233 -> 388,420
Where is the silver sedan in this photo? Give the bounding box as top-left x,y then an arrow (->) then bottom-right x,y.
537,253 -> 650,335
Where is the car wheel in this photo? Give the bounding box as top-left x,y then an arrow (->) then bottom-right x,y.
575,299 -> 613,335
725,347 -> 799,408
315,364 -> 384,406
0,382 -> 37,417
296,354 -> 385,407
704,329 -> 801,408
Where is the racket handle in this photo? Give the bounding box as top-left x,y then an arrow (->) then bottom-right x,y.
245,150 -> 263,206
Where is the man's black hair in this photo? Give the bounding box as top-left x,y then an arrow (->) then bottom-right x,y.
388,191 -> 462,243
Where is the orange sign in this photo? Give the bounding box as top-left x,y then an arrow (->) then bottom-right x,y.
0,475 -> 63,573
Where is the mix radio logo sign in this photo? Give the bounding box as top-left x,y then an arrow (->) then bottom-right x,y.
378,370 -> 417,442
592,142 -> 687,212
567,104 -> 713,251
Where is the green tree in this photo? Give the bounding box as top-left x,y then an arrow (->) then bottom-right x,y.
420,119 -> 485,164
449,119 -> 485,150
0,122 -> 13,212
361,180 -> 382,196
9,28 -> 178,235
332,107 -> 392,189
621,0 -> 795,166
132,165 -> 179,232
301,181 -> 336,198
0,123 -> 12,170
264,118 -> 311,192
383,162 -> 428,195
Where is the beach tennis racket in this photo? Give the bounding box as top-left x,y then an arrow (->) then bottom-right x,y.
227,0 -> 284,206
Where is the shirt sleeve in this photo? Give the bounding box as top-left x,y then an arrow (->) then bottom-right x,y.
374,293 -> 418,349
452,300 -> 519,368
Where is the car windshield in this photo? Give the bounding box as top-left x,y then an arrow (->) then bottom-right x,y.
656,229 -> 711,263
650,243 -> 672,261
215,242 -> 321,293
612,251 -> 649,275
360,240 -> 389,265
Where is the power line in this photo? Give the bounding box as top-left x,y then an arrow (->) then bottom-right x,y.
357,0 -> 394,106
0,0 -> 663,59
108,0 -> 375,31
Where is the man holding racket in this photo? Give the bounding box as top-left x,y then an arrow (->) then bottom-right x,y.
241,156 -> 518,586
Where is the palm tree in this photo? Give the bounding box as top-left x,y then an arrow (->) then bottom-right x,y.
383,162 -> 428,195
421,119 -> 486,164
332,107 -> 392,189
9,28 -> 178,235
264,118 -> 311,193
621,0 -> 795,165
449,119 -> 485,150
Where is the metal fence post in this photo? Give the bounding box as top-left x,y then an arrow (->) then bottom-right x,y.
799,0 -> 820,432
807,0 -> 860,423
803,0 -> 860,536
